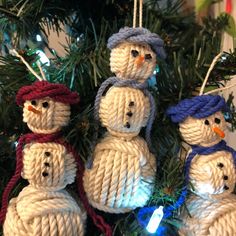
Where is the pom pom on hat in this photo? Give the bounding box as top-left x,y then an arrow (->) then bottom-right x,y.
166,95 -> 228,123
107,27 -> 166,59
16,81 -> 79,106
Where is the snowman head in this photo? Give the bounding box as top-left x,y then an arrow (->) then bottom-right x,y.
16,81 -> 79,134
107,27 -> 166,82
167,95 -> 228,146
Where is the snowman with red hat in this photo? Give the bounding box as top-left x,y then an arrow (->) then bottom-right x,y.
0,51 -> 112,236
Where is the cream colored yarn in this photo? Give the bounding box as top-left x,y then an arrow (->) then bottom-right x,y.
99,86 -> 150,138
22,142 -> 77,191
110,42 -> 156,82
179,111 -> 226,146
3,186 -> 86,236
23,98 -> 71,134
188,150 -> 236,199
83,134 -> 156,213
179,194 -> 236,236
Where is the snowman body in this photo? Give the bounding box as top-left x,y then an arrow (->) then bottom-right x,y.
99,86 -> 151,137
189,150 -> 236,199
84,134 -> 156,213
3,85 -> 86,236
4,135 -> 86,236
167,95 -> 236,236
84,86 -> 156,213
179,194 -> 236,236
4,187 -> 86,236
83,27 -> 166,213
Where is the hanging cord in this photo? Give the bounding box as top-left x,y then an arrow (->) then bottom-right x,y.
36,61 -> 47,81
205,82 -> 236,95
139,0 -> 143,27
10,49 -> 43,81
199,52 -> 236,95
199,52 -> 223,95
133,0 -> 137,28
133,0 -> 143,28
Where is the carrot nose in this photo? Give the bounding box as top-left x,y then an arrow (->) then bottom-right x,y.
212,126 -> 225,138
28,105 -> 41,115
135,55 -> 145,67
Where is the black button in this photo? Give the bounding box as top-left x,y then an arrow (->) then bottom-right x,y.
223,175 -> 228,180
31,100 -> 37,106
204,120 -> 210,125
129,101 -> 135,107
217,163 -> 224,168
215,118 -> 221,124
224,185 -> 229,190
125,122 -> 131,128
44,162 -> 50,167
45,152 -> 51,157
126,111 -> 133,117
42,172 -> 49,177
42,102 -> 49,108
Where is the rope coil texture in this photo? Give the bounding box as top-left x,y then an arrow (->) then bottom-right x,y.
179,194 -> 236,236
94,77 -> 156,149
110,42 -> 157,82
84,134 -> 156,213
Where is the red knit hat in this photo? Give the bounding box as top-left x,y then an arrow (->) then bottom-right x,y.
16,81 -> 79,106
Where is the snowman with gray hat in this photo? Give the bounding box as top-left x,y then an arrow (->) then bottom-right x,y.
83,17 -> 166,213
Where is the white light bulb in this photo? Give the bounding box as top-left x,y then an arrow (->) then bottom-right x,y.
36,34 -> 42,42
146,206 -> 164,234
36,50 -> 50,66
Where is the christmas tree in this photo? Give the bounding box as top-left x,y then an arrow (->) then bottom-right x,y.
0,0 -> 236,235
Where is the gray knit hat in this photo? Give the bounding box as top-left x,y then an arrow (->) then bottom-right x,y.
107,27 -> 166,59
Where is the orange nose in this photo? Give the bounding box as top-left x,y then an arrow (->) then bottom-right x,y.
212,126 -> 225,138
28,105 -> 41,115
135,55 -> 145,67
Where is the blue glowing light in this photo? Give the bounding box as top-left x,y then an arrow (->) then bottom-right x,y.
146,206 -> 164,234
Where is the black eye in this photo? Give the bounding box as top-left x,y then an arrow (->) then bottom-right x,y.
145,54 -> 152,60
42,102 -> 49,108
215,118 -> 221,124
31,100 -> 37,106
204,120 -> 210,125
45,152 -> 51,157
131,50 -> 139,57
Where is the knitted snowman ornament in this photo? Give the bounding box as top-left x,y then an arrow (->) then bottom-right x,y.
167,94 -> 236,235
83,26 -> 165,213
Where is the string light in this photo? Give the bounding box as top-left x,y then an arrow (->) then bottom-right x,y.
146,206 -> 164,234
36,34 -> 42,42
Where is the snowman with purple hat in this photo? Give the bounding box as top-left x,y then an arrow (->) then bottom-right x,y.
83,25 -> 166,213
166,93 -> 236,234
